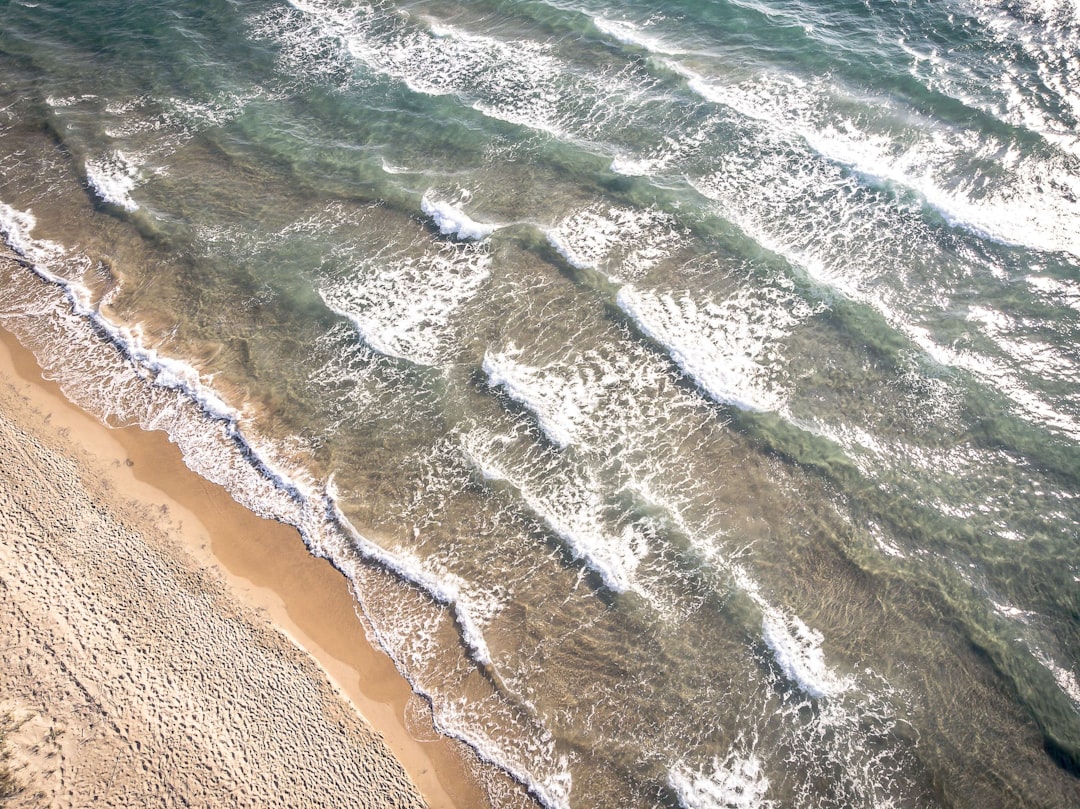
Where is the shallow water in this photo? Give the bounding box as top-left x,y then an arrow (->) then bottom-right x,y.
2,0 -> 1080,806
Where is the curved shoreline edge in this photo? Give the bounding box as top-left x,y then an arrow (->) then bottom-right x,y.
0,324 -> 496,808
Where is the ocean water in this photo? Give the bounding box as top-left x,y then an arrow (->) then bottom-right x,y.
2,0 -> 1079,806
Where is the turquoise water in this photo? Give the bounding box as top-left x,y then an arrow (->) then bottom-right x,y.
2,0 -> 1080,806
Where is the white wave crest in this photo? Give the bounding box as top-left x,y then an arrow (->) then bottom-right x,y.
461,433 -> 649,594
421,192 -> 498,240
1033,649 -> 1080,711
324,488 -> 498,667
318,235 -> 490,366
0,197 -> 576,809
905,323 -> 1080,442
609,120 -> 712,176
669,749 -> 772,809
85,151 -> 141,211
616,285 -> 811,413
732,566 -> 849,699
547,204 -> 683,281
683,66 -> 1080,258
760,609 -> 847,699
0,203 -> 237,423
482,348 -> 591,449
593,17 -> 683,55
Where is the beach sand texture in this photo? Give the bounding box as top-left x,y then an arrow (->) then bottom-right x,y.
0,328 -> 472,808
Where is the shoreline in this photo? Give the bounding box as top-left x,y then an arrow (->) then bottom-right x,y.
0,323 -> 499,808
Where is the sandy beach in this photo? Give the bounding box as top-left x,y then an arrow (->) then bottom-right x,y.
0,324 -> 496,808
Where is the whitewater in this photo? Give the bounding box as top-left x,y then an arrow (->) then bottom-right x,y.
2,0 -> 1080,806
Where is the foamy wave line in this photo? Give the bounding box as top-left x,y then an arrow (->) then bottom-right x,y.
904,322 -> 1080,442
546,228 -> 591,271
668,746 -> 773,809
461,435 -> 647,595
84,151 -> 141,212
317,233 -> 491,368
593,16 -> 684,56
482,348 -> 581,449
323,497 -> 574,809
679,64 -> 1080,259
732,566 -> 850,699
545,204 -> 685,282
1,200 -> 575,809
323,483 -> 494,666
421,192 -> 498,241
1032,648 -> 1080,713
0,203 -> 236,423
616,285 -> 777,413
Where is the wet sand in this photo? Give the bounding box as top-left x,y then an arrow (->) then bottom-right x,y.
0,324 -> 497,808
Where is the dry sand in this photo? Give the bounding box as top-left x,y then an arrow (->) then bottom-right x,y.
0,327 -> 500,808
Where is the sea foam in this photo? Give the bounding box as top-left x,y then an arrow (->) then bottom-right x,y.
733,566 -> 849,699
592,16 -> 683,55
84,152 -> 141,211
668,750 -> 772,809
318,231 -> 491,366
1033,649 -> 1080,711
759,609 -> 846,700
461,431 -> 649,595
616,285 -> 806,413
546,204 -> 683,282
421,193 -> 497,240
324,487 -> 497,667
482,348 -> 588,449
682,63 -> 1080,258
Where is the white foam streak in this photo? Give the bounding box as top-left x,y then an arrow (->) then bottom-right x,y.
693,153 -> 1080,440
609,120 -> 713,176
546,204 -> 683,281
953,0 -> 1080,149
733,566 -> 850,699
905,324 -> 1080,441
800,123 -> 1080,258
669,750 -> 772,809
482,348 -> 589,449
682,65 -> 1080,258
84,151 -> 141,211
421,193 -> 498,240
593,17 -> 683,55
0,205 -> 64,268
318,236 -> 490,366
1027,274 -> 1080,312
616,285 -> 806,413
324,490 -> 496,667
282,0 -> 649,143
760,610 -> 844,699
0,204 -> 241,423
461,435 -> 648,595
1033,650 -> 1080,712
342,13 -> 565,133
